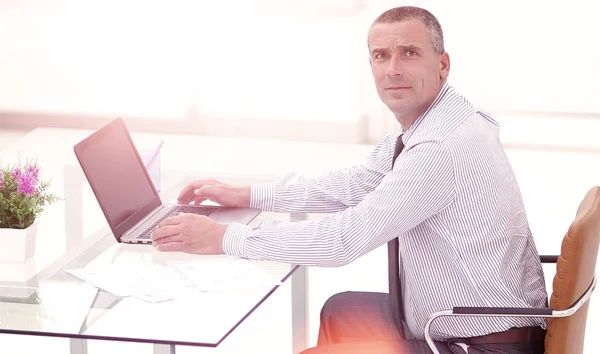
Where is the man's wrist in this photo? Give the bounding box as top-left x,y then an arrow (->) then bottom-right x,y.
250,182 -> 275,211
236,185 -> 251,208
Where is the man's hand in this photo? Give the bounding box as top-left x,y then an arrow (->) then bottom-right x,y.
151,213 -> 228,254
177,179 -> 250,208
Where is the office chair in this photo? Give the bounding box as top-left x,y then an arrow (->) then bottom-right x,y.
300,187 -> 599,354
425,186 -> 600,354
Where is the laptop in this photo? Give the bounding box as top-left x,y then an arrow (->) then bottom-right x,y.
73,118 -> 261,244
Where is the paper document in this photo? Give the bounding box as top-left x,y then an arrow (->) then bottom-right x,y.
67,261 -> 194,303
171,258 -> 282,292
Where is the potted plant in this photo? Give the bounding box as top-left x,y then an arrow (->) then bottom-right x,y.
0,161 -> 60,262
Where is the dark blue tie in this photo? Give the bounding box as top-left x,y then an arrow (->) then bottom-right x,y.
388,134 -> 405,337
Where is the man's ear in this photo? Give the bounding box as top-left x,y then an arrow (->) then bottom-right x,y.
440,51 -> 450,80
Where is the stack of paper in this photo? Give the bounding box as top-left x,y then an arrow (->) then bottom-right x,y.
171,258 -> 282,292
67,261 -> 194,303
66,258 -> 282,303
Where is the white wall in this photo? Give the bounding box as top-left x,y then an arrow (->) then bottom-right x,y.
1,0 -> 598,144
0,0 -> 365,123
414,0 -> 599,112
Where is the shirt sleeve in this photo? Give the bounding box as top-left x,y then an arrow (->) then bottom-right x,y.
222,141 -> 456,266
249,130 -> 398,214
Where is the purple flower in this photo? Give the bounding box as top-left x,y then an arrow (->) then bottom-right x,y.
26,165 -> 39,185
0,172 -> 4,190
12,168 -> 21,180
13,165 -> 39,196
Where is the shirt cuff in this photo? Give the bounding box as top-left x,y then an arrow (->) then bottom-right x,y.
222,223 -> 253,257
250,182 -> 275,211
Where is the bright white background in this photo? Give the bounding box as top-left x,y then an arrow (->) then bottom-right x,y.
1,0 -> 599,352
1,0 -> 598,143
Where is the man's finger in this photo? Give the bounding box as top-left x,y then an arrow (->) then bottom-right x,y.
177,184 -> 195,203
178,180 -> 219,203
194,185 -> 222,199
151,225 -> 181,241
157,215 -> 186,228
191,179 -> 219,189
155,242 -> 185,252
191,197 -> 207,205
152,233 -> 183,245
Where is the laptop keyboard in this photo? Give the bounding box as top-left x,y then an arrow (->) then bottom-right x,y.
138,205 -> 217,239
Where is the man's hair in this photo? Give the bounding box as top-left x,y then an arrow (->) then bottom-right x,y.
371,6 -> 444,54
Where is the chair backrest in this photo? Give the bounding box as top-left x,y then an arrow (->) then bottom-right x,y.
545,186 -> 600,354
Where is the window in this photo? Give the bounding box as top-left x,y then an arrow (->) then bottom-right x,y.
0,0 -> 369,141
1,0 -> 597,144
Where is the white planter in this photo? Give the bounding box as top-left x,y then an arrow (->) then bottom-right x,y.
0,222 -> 37,262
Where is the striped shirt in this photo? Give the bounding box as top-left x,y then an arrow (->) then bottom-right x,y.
223,81 -> 548,341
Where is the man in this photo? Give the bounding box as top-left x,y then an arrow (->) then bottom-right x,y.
151,6 -> 548,354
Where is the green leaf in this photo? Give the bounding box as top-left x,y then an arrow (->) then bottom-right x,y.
0,160 -> 62,229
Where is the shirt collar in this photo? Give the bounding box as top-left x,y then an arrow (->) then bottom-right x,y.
401,80 -> 451,141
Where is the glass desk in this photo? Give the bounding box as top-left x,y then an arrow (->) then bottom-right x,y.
0,167 -> 309,354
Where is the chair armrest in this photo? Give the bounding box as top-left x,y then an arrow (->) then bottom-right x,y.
424,274 -> 596,354
453,306 -> 553,316
539,255 -> 559,263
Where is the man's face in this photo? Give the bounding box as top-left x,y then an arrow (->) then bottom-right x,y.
368,19 -> 450,120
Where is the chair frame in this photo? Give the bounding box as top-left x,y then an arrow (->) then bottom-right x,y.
423,255 -> 597,354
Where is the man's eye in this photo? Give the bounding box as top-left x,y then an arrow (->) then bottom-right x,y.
374,53 -> 386,60
405,50 -> 416,57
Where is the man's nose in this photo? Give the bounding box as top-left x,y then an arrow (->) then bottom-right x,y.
385,57 -> 404,78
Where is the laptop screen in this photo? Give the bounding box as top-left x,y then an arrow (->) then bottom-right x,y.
74,119 -> 160,237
